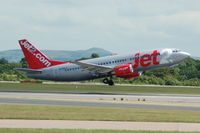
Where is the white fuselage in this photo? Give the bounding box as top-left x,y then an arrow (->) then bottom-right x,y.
28,48 -> 190,81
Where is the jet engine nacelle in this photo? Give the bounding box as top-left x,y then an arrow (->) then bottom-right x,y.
114,64 -> 134,77
123,72 -> 141,79
114,64 -> 141,79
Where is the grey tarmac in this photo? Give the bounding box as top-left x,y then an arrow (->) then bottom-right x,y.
0,92 -> 200,111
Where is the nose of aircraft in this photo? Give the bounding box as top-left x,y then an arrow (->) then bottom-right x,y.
166,49 -> 191,64
179,51 -> 191,59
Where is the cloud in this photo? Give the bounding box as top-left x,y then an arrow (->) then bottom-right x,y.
155,11 -> 200,34
0,0 -> 200,56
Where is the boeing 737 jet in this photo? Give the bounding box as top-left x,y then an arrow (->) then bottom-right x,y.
17,39 -> 191,85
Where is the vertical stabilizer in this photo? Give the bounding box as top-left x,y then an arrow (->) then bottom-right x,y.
19,39 -> 67,69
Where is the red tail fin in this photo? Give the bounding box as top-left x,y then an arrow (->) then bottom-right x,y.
19,39 -> 67,69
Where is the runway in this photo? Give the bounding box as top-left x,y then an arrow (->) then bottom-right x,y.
1,91 -> 200,131
1,119 -> 200,131
1,91 -> 200,111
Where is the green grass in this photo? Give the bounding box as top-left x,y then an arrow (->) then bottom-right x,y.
0,82 -> 200,94
1,104 -> 200,123
0,129 -> 199,133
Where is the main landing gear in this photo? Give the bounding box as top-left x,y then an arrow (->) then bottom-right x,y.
103,77 -> 114,86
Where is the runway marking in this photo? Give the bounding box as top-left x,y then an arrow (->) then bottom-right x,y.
0,119 -> 200,131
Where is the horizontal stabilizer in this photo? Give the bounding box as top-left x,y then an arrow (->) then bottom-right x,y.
15,68 -> 42,74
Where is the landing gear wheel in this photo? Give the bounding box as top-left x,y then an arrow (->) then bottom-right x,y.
108,80 -> 114,86
103,78 -> 114,86
103,78 -> 109,84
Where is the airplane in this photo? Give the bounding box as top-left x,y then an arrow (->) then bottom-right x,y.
16,39 -> 191,85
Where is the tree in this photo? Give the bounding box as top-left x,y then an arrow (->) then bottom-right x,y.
0,58 -> 8,64
91,53 -> 99,58
20,58 -> 28,68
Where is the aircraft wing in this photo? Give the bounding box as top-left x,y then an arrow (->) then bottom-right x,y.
74,61 -> 113,74
15,68 -> 42,74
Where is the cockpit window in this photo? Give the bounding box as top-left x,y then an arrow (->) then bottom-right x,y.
172,49 -> 180,53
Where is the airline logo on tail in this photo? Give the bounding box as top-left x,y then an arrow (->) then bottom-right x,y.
19,40 -> 51,68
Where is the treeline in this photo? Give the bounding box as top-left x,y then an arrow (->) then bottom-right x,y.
0,57 -> 199,86
0,58 -> 28,81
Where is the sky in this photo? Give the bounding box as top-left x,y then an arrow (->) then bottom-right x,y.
0,0 -> 200,56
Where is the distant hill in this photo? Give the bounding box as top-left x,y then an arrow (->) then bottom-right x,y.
0,47 -> 113,62
193,57 -> 200,60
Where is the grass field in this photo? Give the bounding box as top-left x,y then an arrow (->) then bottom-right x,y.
0,129 -> 199,133
0,82 -> 200,94
1,104 -> 200,123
